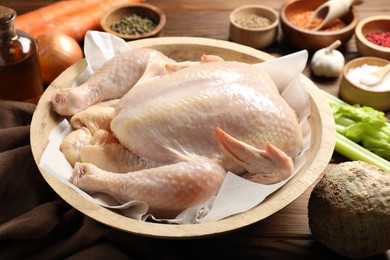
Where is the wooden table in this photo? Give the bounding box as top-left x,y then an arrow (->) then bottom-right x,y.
1,0 -> 389,258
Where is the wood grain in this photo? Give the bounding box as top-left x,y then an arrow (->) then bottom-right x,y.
2,0 -> 390,258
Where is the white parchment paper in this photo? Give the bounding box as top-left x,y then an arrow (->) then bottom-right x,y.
39,31 -> 311,224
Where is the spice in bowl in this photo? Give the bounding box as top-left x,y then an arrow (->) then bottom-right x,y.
110,14 -> 156,35
234,13 -> 271,29
289,11 -> 347,31
365,31 -> 390,48
229,5 -> 279,49
346,64 -> 390,92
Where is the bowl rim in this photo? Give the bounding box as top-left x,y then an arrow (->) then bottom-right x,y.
30,37 -> 336,239
343,56 -> 390,94
100,3 -> 166,40
280,0 -> 358,35
355,15 -> 390,53
229,4 -> 279,31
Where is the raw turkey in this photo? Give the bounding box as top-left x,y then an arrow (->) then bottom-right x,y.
52,48 -> 303,219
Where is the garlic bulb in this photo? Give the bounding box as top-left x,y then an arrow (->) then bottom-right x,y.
311,40 -> 345,77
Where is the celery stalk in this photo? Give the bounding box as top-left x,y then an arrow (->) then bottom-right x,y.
322,91 -> 346,105
322,90 -> 390,172
335,132 -> 390,172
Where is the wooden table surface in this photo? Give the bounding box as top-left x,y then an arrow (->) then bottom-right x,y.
1,0 -> 389,258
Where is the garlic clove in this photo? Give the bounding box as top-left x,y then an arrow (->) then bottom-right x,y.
310,40 -> 345,78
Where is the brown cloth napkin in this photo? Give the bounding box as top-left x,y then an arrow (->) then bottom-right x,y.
0,100 -> 186,260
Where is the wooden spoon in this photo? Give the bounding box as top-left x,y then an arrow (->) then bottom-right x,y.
360,63 -> 390,86
306,0 -> 363,31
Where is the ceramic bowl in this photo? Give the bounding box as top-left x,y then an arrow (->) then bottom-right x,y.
229,5 -> 279,49
339,57 -> 390,111
100,3 -> 166,41
355,15 -> 390,60
280,0 -> 358,52
30,37 -> 335,238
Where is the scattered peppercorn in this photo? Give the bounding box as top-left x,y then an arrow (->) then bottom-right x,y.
234,14 -> 271,29
110,14 -> 156,35
365,31 -> 390,48
289,11 -> 346,31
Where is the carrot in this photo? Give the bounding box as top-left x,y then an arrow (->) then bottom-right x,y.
14,0 -> 106,34
15,0 -> 144,42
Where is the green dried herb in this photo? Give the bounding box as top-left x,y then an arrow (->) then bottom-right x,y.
110,13 -> 156,35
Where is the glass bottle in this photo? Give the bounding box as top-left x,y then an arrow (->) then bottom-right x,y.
0,6 -> 43,104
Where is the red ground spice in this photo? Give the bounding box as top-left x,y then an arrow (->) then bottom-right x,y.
365,31 -> 390,48
288,11 -> 346,31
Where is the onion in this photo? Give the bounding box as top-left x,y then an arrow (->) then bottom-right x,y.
35,32 -> 83,84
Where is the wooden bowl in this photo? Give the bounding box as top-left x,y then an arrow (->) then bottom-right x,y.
229,5 -> 279,49
280,0 -> 358,52
30,37 -> 335,239
355,15 -> 390,60
100,3 -> 166,41
339,57 -> 390,111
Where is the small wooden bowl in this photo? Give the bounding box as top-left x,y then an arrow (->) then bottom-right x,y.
355,15 -> 390,60
339,57 -> 390,111
100,3 -> 166,41
280,0 -> 358,52
229,5 -> 279,49
30,37 -> 335,239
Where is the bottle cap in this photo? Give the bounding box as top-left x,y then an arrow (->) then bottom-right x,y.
0,6 -> 16,23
